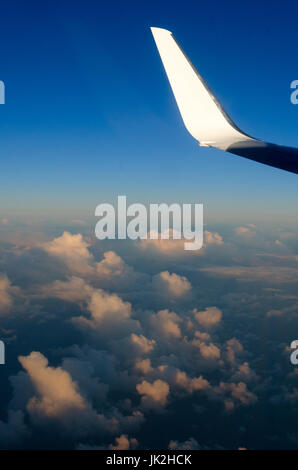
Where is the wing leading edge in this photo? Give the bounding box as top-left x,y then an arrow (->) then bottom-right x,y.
150,27 -> 298,174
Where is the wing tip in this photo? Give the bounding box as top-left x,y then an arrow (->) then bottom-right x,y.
150,27 -> 173,37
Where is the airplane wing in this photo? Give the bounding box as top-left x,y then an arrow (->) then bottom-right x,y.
150,27 -> 298,174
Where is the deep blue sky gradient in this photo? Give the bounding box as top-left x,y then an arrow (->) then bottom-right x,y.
0,0 -> 297,224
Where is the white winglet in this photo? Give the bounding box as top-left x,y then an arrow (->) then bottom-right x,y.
150,27 -> 253,150
151,27 -> 298,174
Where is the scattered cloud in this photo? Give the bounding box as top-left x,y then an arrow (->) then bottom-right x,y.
136,379 -> 170,407
193,307 -> 222,329
154,271 -> 191,297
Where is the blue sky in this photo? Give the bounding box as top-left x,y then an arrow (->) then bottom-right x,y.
0,0 -> 297,224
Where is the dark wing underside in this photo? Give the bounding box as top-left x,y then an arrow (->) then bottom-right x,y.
227,140 -> 298,174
